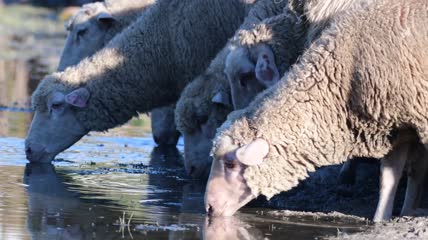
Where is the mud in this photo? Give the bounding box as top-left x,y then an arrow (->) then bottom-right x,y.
252,161 -> 428,239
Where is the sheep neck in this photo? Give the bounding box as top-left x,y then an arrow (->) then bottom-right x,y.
236,33 -> 357,199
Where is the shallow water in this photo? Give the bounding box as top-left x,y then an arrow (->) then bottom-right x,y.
0,117 -> 367,240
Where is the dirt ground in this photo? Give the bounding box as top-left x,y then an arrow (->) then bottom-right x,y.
250,160 -> 428,239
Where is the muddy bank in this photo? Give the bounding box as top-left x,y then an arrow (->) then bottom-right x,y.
248,160 -> 428,239
329,217 -> 428,240
256,161 -> 426,217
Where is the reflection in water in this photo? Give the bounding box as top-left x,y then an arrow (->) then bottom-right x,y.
0,165 -> 29,240
203,216 -> 264,240
21,146 -> 205,239
24,163 -> 85,240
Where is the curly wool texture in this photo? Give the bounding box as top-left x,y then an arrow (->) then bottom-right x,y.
235,9 -> 307,83
289,0 -> 366,45
176,0 -> 365,137
32,0 -> 257,132
175,0 -> 290,136
214,0 -> 428,199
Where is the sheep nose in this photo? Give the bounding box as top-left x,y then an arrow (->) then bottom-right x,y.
24,142 -> 46,162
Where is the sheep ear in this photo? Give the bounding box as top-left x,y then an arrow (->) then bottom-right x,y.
65,88 -> 90,108
97,12 -> 116,26
236,139 -> 269,166
212,91 -> 232,107
255,45 -> 279,87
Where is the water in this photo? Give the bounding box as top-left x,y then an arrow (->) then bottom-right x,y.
0,5 -> 369,240
0,112 -> 368,240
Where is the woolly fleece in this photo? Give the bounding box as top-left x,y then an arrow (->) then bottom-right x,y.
213,0 -> 428,199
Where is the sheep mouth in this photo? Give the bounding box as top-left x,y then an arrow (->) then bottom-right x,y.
26,151 -> 53,163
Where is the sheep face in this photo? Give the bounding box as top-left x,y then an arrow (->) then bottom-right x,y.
151,106 -> 180,146
58,3 -> 117,71
25,88 -> 89,163
225,44 -> 279,110
205,137 -> 269,216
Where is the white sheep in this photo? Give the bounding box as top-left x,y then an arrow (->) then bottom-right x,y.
223,0 -> 428,220
205,0 -> 428,222
25,0 -> 258,163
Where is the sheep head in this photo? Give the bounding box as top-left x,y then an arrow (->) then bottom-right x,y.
58,2 -> 117,71
225,43 -> 280,110
25,78 -> 90,163
205,136 -> 269,216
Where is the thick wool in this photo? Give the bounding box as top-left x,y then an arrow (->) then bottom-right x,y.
175,0 -> 363,176
176,0 -> 366,140
214,0 -> 428,199
32,0 -> 257,132
59,0 -> 181,145
175,0 -> 289,138
288,0 -> 366,45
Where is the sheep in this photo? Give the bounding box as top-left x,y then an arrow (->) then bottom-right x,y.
175,0 -> 291,179
57,0 -> 180,146
175,0 -> 364,179
204,0 -> 428,222
225,8 -> 428,221
25,0 -> 259,163
226,0 -> 374,185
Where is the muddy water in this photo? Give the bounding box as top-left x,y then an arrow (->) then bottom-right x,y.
0,5 -> 371,240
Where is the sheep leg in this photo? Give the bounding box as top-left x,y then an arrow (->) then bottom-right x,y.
373,144 -> 408,222
401,145 -> 428,216
401,175 -> 419,216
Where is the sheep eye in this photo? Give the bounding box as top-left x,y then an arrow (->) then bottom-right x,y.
224,161 -> 236,169
51,102 -> 63,110
223,152 -> 237,169
76,29 -> 87,38
239,72 -> 254,87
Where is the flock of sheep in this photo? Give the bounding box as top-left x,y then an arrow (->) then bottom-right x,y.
23,0 -> 427,223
